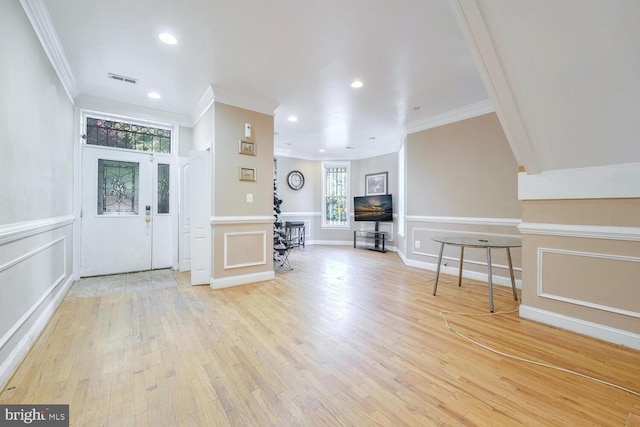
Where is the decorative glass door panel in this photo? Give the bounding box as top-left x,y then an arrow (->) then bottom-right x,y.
98,159 -> 140,215
157,163 -> 170,214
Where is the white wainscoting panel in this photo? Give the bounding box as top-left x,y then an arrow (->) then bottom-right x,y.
537,247 -> 640,319
0,216 -> 74,388
224,231 -> 267,269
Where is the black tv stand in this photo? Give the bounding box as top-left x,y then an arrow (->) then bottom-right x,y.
354,229 -> 387,253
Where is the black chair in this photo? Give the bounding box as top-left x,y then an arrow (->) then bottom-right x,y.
274,241 -> 293,270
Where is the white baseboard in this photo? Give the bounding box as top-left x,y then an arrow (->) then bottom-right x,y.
403,257 -> 521,288
307,240 -> 397,252
210,270 -> 275,290
0,274 -> 75,389
519,305 -> 640,350
308,240 -> 353,246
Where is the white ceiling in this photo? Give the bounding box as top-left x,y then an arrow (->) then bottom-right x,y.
42,0 -> 490,160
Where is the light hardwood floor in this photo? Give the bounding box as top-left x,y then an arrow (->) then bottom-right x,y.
1,246 -> 639,426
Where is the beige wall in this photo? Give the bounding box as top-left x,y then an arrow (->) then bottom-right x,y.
520,199 -> 640,334
404,113 -> 521,287
211,103 -> 275,283
407,113 -> 519,217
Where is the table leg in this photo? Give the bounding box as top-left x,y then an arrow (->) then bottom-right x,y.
487,248 -> 494,313
458,246 -> 464,287
506,248 -> 518,301
432,242 -> 445,296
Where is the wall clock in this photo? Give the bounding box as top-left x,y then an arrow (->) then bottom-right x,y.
287,170 -> 305,190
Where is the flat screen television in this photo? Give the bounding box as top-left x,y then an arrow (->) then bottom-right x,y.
353,194 -> 393,223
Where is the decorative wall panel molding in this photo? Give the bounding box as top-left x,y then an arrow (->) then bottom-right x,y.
0,221 -> 73,389
223,231 -> 267,269
537,247 -> 640,319
0,237 -> 66,348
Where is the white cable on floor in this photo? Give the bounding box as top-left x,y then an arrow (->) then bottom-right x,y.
439,303 -> 640,398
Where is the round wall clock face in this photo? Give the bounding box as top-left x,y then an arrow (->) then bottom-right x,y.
287,170 -> 305,190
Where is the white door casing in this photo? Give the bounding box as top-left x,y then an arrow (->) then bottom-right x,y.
188,150 -> 211,285
179,157 -> 191,271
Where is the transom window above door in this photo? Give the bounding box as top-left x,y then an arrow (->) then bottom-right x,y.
85,117 -> 172,153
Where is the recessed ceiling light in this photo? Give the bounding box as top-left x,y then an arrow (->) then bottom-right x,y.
158,33 -> 178,45
288,116 -> 298,122
147,92 -> 161,99
351,80 -> 364,88
319,149 -> 326,153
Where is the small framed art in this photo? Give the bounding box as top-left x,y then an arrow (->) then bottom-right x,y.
365,172 -> 388,196
239,139 -> 256,156
239,167 -> 256,181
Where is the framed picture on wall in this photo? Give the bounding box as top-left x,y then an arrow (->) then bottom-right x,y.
239,167 -> 256,181
239,139 -> 256,156
365,172 -> 388,196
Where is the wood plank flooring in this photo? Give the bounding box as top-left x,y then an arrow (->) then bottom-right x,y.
1,245 -> 639,426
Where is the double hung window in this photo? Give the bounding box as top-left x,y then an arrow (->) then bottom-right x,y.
322,162 -> 350,228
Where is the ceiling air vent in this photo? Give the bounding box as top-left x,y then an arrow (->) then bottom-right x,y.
108,73 -> 138,84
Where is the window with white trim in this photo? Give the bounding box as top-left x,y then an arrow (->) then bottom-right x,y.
322,161 -> 350,228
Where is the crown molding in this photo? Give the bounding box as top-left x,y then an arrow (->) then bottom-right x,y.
212,86 -> 278,116
406,99 -> 494,134
190,85 -> 215,126
20,0 -> 77,103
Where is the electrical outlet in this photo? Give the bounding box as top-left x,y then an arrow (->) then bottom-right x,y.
246,193 -> 253,203
415,240 -> 421,249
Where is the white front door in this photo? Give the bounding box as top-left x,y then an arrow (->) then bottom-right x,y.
80,146 -> 173,277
